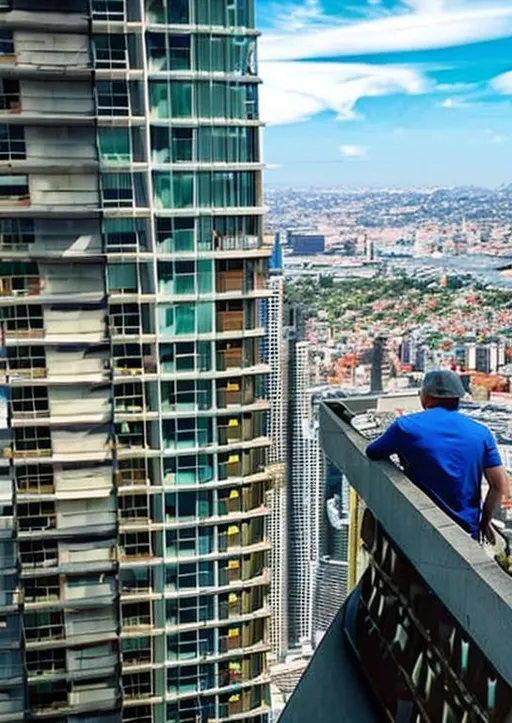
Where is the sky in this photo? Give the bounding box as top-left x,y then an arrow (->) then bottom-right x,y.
257,0 -> 512,187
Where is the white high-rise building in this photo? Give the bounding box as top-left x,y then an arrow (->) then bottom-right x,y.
288,342 -> 324,646
265,237 -> 289,660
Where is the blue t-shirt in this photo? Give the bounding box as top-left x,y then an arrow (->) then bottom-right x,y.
366,407 -> 502,538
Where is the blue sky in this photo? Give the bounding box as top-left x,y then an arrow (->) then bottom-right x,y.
257,0 -> 512,187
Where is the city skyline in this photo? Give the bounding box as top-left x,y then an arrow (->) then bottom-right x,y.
258,0 -> 512,188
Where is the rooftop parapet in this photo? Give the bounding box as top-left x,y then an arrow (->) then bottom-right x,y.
281,398 -> 512,722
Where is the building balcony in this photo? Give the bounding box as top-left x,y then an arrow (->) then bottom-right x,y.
280,398 -> 512,722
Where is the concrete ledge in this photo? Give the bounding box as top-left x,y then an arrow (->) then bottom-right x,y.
279,602 -> 379,723
320,401 -> 512,686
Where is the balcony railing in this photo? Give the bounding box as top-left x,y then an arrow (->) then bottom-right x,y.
280,399 -> 512,723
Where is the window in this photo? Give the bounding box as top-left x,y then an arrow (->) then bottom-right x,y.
103,218 -> 148,253
162,454 -> 214,486
196,34 -> 256,74
19,540 -> 57,569
0,30 -> 13,56
0,175 -> 29,201
196,126 -> 257,163
115,381 -> 145,412
155,217 -> 194,253
107,263 -> 138,293
17,500 -> 56,531
157,260 -> 213,295
23,611 -> 63,643
109,303 -> 142,336
123,671 -> 152,699
97,80 -> 130,116
146,0 -> 189,24
197,171 -> 256,208
161,379 -> 212,411
101,172 -> 147,207
165,563 -> 214,593
153,171 -> 193,209
94,34 -> 128,69
101,172 -> 133,207
149,80 -> 192,119
158,303 -> 213,336
16,465 -> 53,495
147,33 -> 190,72
14,426 -> 51,455
0,219 -> 34,250
0,79 -> 20,112
196,80 -> 258,120
26,649 -> 65,676
92,0 -> 125,20
151,127 -> 193,164
159,341 -> 211,374
98,127 -> 131,162
7,345 -> 45,378
1,304 -> 43,334
11,387 -> 49,419
166,596 -> 213,626
195,0 -> 255,28
162,417 -> 212,450
164,490 -> 211,522
0,260 -> 39,295
120,532 -> 151,559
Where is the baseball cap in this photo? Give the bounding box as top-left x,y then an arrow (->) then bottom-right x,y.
422,370 -> 466,399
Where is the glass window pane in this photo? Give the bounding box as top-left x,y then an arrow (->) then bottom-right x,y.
99,127 -> 131,161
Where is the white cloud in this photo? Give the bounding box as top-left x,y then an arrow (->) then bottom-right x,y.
490,70 -> 512,94
439,97 -> 470,108
259,61 -> 430,125
263,0 -> 328,32
403,0 -> 445,13
340,145 -> 368,157
260,6 -> 512,62
485,129 -> 505,144
436,82 -> 477,93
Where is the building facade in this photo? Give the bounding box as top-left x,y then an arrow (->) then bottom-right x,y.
287,341 -> 323,648
0,2 -> 271,722
264,236 -> 288,660
287,231 -> 325,257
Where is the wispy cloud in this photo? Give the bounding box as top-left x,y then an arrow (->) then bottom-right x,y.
259,61 -> 430,125
403,0 -> 446,13
260,6 -> 512,61
485,129 -> 506,144
439,97 -> 471,108
490,70 -> 512,94
339,144 -> 369,158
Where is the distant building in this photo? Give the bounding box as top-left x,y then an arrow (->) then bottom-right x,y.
476,342 -> 503,374
464,341 -> 477,371
288,230 -> 326,256
288,341 -> 322,647
371,335 -> 391,392
265,234 -> 289,660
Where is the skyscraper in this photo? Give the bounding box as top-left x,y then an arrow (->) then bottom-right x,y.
264,234 -> 289,660
287,341 -> 323,648
0,2 -> 271,722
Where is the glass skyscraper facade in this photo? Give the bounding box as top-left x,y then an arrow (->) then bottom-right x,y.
0,1 -> 271,722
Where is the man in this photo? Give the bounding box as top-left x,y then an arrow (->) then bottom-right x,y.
366,370 -> 510,543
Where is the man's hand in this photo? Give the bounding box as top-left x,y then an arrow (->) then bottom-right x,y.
480,522 -> 496,546
482,465 -> 510,545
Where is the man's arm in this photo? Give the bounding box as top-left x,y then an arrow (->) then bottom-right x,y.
366,421 -> 401,461
481,465 -> 510,544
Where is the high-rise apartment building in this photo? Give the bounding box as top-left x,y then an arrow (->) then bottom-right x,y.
264,235 -> 288,660
287,342 -> 323,648
0,2 -> 271,722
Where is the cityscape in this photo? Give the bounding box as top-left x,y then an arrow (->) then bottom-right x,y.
0,1 -> 510,723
